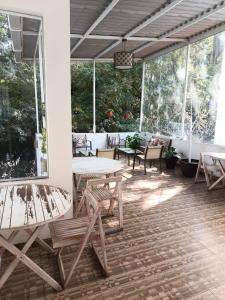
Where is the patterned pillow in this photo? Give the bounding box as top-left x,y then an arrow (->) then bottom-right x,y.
150,138 -> 159,146
74,136 -> 87,147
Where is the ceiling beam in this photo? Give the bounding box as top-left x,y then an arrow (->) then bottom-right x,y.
70,33 -> 187,42
70,0 -> 120,56
145,21 -> 225,61
95,0 -> 184,58
134,0 -> 225,54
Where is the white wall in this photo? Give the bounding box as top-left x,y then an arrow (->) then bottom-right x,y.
0,0 -> 72,241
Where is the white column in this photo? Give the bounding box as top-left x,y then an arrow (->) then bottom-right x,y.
181,44 -> 190,138
93,60 -> 96,133
139,61 -> 146,132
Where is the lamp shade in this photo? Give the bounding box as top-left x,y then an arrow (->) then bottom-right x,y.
114,51 -> 133,69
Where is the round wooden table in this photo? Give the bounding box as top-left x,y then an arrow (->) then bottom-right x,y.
72,157 -> 123,175
0,184 -> 72,291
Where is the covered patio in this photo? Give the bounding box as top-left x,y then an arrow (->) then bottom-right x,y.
1,0 -> 225,299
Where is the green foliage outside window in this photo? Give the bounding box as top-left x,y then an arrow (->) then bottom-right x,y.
71,63 -> 142,133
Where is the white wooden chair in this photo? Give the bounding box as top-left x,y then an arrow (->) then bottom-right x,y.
133,145 -> 163,175
49,188 -> 108,288
75,176 -> 123,233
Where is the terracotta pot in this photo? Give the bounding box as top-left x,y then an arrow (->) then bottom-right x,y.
106,111 -> 113,118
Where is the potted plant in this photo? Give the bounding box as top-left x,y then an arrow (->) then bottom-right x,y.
165,147 -> 179,169
106,110 -> 113,118
126,133 -> 144,149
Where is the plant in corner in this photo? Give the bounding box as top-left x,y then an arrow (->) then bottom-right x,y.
165,147 -> 179,169
126,133 -> 144,150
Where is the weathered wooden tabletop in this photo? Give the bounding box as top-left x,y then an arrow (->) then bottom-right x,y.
0,184 -> 72,230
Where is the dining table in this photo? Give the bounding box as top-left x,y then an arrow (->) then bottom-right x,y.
208,152 -> 225,190
72,156 -> 123,176
72,156 -> 123,204
0,183 -> 72,291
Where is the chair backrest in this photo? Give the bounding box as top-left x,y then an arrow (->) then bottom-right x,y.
107,134 -> 120,147
145,146 -> 163,160
87,176 -> 122,197
150,136 -> 172,153
96,148 -> 116,159
73,134 -> 87,147
83,187 -> 101,218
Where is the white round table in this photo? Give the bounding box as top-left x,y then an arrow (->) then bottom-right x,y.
0,184 -> 72,291
72,157 -> 123,175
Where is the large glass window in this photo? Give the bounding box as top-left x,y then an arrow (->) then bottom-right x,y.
71,62 -> 142,133
0,11 -> 48,180
96,63 -> 142,133
143,30 -> 225,147
71,63 -> 93,133
142,47 -> 187,137
188,32 -> 225,145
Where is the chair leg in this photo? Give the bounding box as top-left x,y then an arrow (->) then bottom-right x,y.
133,156 -> 136,169
160,159 -> 162,172
144,161 -> 147,175
64,214 -> 98,288
74,193 -> 86,217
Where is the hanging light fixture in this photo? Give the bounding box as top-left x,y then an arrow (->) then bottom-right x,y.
114,39 -> 133,70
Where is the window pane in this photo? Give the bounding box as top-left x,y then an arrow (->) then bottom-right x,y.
142,47 -> 187,137
0,12 -> 48,180
71,63 -> 93,133
188,32 -> 225,146
96,63 -> 142,133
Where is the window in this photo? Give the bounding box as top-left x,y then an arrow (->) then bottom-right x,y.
0,11 -> 48,180
71,62 -> 142,133
143,30 -> 225,147
188,32 -> 225,145
95,63 -> 142,133
142,47 -> 187,137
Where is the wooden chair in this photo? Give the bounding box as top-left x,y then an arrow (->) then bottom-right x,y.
133,146 -> 163,175
49,187 -> 108,289
75,176 -> 123,233
96,148 -> 116,160
107,134 -> 125,149
72,134 -> 92,156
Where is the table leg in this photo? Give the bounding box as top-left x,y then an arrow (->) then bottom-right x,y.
208,160 -> 225,190
0,231 -> 19,270
25,229 -> 55,254
0,226 -> 62,291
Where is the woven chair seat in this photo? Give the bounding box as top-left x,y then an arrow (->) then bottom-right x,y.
49,216 -> 96,248
91,187 -> 115,201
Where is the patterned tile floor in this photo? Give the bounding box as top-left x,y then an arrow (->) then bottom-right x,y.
1,160 -> 225,300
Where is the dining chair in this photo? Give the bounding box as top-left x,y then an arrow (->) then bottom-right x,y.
107,134 -> 125,149
96,148 -> 116,160
72,134 -> 92,157
133,145 -> 163,175
49,187 -> 108,289
75,176 -> 123,233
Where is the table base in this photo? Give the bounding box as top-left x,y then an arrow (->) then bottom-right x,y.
0,226 -> 62,291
